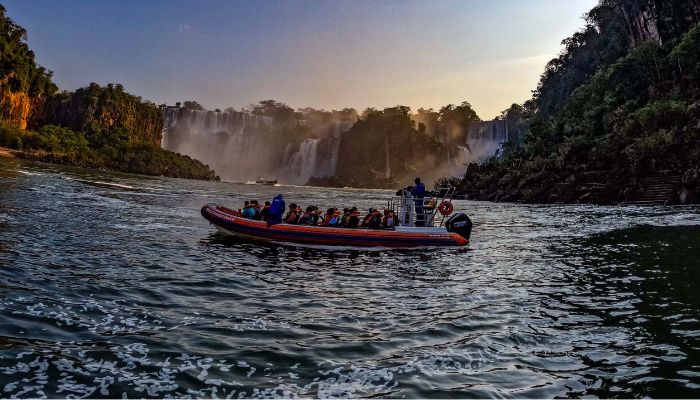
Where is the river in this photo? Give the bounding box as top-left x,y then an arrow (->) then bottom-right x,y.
1,156 -> 699,398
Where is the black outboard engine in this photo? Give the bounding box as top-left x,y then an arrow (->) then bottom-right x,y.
446,213 -> 472,240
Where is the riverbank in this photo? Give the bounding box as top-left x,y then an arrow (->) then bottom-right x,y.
455,162 -> 700,205
0,147 -> 16,158
0,141 -> 220,181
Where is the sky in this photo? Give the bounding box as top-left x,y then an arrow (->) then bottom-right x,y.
4,0 -> 598,119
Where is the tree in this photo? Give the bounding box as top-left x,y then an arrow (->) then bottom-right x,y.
438,101 -> 480,143
250,100 -> 295,124
181,101 -> 204,111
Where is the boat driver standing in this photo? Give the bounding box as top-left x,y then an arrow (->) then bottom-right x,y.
411,177 -> 426,226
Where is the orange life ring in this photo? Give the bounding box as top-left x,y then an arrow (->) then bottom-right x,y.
438,200 -> 453,216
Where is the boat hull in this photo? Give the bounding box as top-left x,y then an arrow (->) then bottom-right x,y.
201,203 -> 469,248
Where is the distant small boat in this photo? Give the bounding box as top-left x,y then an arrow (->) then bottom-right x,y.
255,177 -> 278,186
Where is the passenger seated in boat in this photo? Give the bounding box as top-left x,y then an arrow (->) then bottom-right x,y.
299,206 -> 318,225
362,208 -> 383,229
284,203 -> 302,224
346,207 -> 361,228
382,209 -> 396,228
251,200 -> 262,220
267,194 -> 285,225
242,200 -> 256,219
321,207 -> 341,227
338,208 -> 351,227
259,201 -> 271,221
312,206 -> 322,225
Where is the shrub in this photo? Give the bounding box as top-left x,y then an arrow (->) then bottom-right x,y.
0,124 -> 24,149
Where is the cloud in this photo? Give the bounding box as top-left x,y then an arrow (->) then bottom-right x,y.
177,23 -> 191,33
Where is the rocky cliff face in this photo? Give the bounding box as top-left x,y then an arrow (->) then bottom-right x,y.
41,83 -> 163,145
0,87 -> 31,129
623,0 -> 663,45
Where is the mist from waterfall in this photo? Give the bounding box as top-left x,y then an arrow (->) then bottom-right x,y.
281,121 -> 353,185
283,139 -> 319,185
161,105 -> 520,188
162,107 -> 354,184
464,119 -> 510,163
161,107 -> 275,182
430,120 -> 511,182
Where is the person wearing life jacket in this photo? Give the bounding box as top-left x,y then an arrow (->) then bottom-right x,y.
310,206 -> 321,225
382,209 -> 396,229
338,208 -> 351,227
360,208 -> 373,228
362,208 -> 383,229
284,203 -> 302,224
298,206 -> 311,225
411,178 -> 426,226
267,194 -> 285,225
299,205 -> 318,225
259,201 -> 271,221
249,199 -> 262,220
242,200 -> 256,219
345,207 -> 361,228
321,207 -> 341,227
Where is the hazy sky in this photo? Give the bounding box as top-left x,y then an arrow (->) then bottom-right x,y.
5,0 -> 598,119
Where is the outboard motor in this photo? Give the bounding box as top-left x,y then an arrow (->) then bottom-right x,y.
446,212 -> 472,240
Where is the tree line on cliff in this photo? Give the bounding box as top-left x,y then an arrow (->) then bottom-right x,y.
460,0 -> 700,204
0,5 -> 217,180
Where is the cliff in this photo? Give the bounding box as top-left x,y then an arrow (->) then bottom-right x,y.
41,83 -> 164,145
0,4 -> 56,130
458,0 -> 700,205
0,86 -> 31,129
0,5 -> 216,180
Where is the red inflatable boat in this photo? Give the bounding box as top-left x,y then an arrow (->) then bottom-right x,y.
201,203 -> 471,248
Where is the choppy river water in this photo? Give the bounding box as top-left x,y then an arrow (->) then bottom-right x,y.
1,156 -> 700,398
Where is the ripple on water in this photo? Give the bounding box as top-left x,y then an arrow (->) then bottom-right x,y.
1,157 -> 700,397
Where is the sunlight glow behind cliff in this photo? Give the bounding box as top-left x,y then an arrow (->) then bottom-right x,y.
5,0 -> 598,118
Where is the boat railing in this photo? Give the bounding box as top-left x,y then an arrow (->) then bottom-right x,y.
386,186 -> 456,227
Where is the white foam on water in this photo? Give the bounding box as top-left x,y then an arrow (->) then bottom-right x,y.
93,181 -> 137,190
5,297 -> 165,336
17,170 -> 44,176
0,339 -> 541,399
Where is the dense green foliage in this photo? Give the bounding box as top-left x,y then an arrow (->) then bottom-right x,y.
0,122 -> 217,179
0,4 -> 56,97
42,82 -> 164,145
460,0 -> 700,203
330,106 -> 452,188
0,7 -> 216,180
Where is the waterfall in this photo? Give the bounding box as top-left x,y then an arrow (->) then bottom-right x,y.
161,107 -> 275,181
281,120 -> 354,185
285,139 -> 319,185
328,121 -> 353,176
464,120 -> 509,163
162,107 -> 354,184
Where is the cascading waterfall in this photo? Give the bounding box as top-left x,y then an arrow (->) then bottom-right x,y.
285,139 -> 320,185
464,120 -> 510,163
161,107 -> 276,181
436,120 -> 510,179
327,121 -> 354,177
162,108 -> 354,184
281,121 -> 354,185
